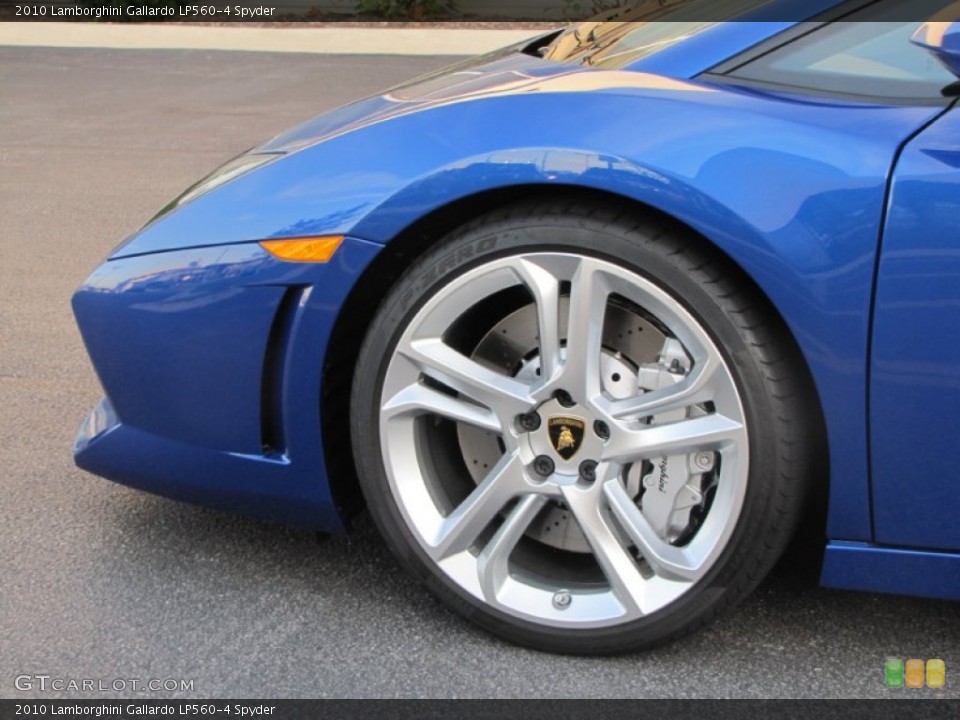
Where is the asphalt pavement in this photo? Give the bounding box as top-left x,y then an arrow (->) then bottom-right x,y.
1,46 -> 957,700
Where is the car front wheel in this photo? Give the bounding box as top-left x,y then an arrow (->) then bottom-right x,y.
351,200 -> 814,654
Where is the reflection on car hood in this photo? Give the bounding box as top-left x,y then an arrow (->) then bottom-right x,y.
256,49 -> 704,156
257,50 -> 565,154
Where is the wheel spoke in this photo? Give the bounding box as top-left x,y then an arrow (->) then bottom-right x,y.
477,494 -> 548,602
399,338 -> 533,419
562,259 -> 609,401
560,472 -> 648,617
603,413 -> 744,464
604,353 -> 720,420
425,452 -> 526,561
513,259 -> 563,384
382,382 -> 502,433
604,478 -> 703,581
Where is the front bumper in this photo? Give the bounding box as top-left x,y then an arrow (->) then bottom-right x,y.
72,237 -> 382,530
74,399 -> 341,529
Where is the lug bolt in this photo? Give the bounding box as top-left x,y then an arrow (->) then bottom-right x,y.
552,590 -> 572,610
533,455 -> 555,477
593,419 -> 610,440
694,451 -> 715,471
555,389 -> 575,408
579,460 -> 598,482
517,412 -> 541,432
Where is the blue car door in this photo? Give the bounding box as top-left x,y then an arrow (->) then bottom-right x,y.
871,106 -> 960,550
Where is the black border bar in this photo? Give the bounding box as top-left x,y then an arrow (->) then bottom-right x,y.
3,700 -> 960,720
1,0 -> 959,23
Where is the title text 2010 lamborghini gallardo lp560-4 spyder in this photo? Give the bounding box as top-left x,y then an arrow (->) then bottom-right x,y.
73,1 -> 960,653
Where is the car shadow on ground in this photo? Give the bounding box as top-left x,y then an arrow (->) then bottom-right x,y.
24,483 -> 950,698
106,488 -> 956,645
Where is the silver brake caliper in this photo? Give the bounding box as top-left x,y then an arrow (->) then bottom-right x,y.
626,338 -> 712,544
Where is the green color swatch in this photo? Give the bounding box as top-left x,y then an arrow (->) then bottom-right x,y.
885,658 -> 905,688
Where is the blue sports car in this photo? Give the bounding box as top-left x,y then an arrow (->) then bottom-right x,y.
73,1 -> 960,653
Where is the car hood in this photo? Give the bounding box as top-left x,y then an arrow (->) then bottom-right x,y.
257,47 -> 573,155
124,44 -> 717,255
254,46 -> 705,157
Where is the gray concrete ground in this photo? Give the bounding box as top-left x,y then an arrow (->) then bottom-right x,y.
0,47 -> 957,700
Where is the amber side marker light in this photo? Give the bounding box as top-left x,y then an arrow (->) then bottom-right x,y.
260,236 -> 344,262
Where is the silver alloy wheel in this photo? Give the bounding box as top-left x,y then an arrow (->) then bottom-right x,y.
378,253 -> 748,628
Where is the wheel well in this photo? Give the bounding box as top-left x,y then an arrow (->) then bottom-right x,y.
320,184 -> 828,533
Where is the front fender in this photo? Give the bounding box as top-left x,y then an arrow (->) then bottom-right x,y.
112,81 -> 941,542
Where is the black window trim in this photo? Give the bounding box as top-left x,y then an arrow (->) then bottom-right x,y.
699,72 -> 953,107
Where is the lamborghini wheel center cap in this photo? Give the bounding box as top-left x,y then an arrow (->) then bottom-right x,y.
547,416 -> 586,460
521,397 -> 606,477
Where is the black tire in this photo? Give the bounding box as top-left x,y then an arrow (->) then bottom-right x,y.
350,200 -> 817,654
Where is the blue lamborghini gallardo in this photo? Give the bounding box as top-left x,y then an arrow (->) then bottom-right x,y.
73,1 -> 960,652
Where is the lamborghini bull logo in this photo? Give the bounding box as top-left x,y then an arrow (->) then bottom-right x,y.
547,416 -> 586,460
